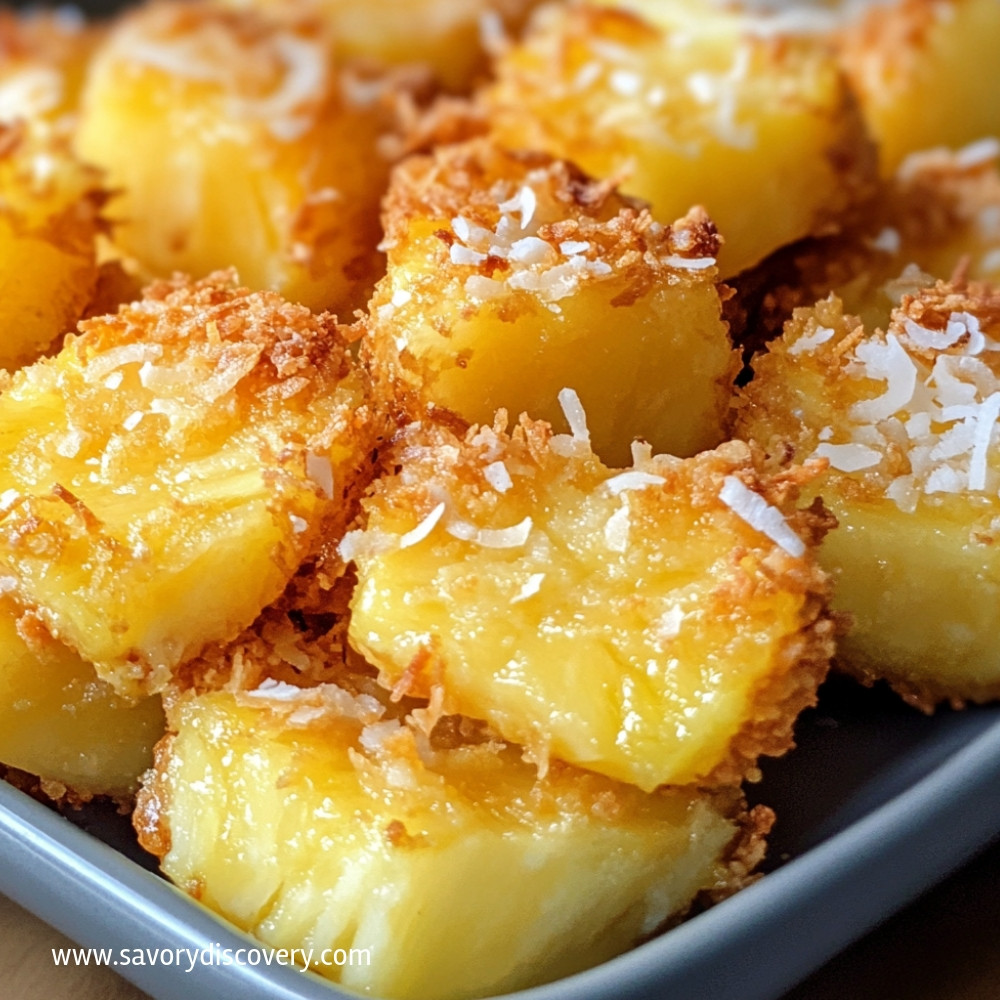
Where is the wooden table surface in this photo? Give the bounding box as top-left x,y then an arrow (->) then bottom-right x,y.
4,834 -> 1000,1000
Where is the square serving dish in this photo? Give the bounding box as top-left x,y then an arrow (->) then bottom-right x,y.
3,675 -> 1000,1000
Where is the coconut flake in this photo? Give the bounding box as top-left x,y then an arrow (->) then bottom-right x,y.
483,461 -> 513,493
850,334 -> 918,423
338,528 -> 365,563
447,515 -> 533,549
814,442 -> 882,472
969,392 -> 1000,490
498,186 -> 537,230
954,137 -> 1000,169
511,572 -> 545,604
464,274 -> 505,301
788,325 -> 835,356
84,342 -> 163,383
603,470 -> 667,495
604,502 -> 630,552
477,516 -> 533,549
305,452 -> 334,499
882,263 -> 935,305
399,502 -> 445,549
868,227 -> 902,254
450,243 -> 487,266
719,475 -> 805,558
662,254 -> 716,271
558,387 -> 590,444
903,317 -> 961,350
508,236 -> 556,264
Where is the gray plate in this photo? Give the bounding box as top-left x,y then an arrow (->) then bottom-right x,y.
3,675 -> 1000,1000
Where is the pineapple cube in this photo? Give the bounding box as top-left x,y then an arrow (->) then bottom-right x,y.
0,121 -> 107,371
482,2 -> 876,277
343,414 -> 834,791
137,685 -> 762,1000
737,139 -> 1000,342
0,7 -> 102,130
365,139 -> 737,465
219,0 -> 540,93
0,597 -> 163,798
74,2 -> 416,315
735,283 -> 1000,708
835,0 -> 1000,176
0,272 -> 373,700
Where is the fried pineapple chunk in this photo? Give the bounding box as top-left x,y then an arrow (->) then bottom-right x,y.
835,0 -> 1000,176
482,2 -> 875,277
74,1 -> 416,314
0,273 -> 372,700
137,686 -> 762,1000
220,0 -> 540,93
0,597 -> 163,798
736,283 -> 1000,708
740,139 -> 1000,341
0,7 -> 101,130
0,122 -> 107,371
343,414 -> 834,791
365,139 -> 737,465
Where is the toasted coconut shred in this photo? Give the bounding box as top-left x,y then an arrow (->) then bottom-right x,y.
790,290 -> 1000,512
719,475 -> 806,558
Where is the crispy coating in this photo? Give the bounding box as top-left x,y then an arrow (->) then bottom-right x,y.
835,0 -> 1000,176
75,1 -> 428,314
0,272 -> 377,699
736,281 -> 1000,708
364,137 -> 737,465
730,140 -> 1000,353
135,683 -> 768,1000
482,1 -> 877,277
0,121 -> 109,371
344,411 -> 834,791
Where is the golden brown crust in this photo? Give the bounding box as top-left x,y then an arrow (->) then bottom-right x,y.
133,733 -> 173,860
837,659 -> 1000,715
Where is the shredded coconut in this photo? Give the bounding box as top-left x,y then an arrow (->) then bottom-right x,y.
788,325 -> 835,356
446,515 -> 533,549
603,470 -> 667,495
483,461 -> 513,493
604,501 -> 631,552
558,387 -> 590,444
305,452 -> 334,499
511,572 -> 545,604
849,335 -> 918,423
814,442 -> 882,472
719,476 -> 805,558
399,502 -> 445,549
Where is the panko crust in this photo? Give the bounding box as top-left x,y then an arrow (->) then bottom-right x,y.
736,281 -> 1000,710
363,136 -> 736,463
344,411 -> 835,791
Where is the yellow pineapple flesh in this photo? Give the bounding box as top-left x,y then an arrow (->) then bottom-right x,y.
0,121 -> 107,371
365,138 -> 737,465
735,283 -> 1000,707
741,140 -> 1000,340
219,0 -> 540,93
344,414 -> 834,791
0,596 -> 163,798
836,0 -> 1000,176
74,1 -> 416,315
0,272 -> 373,700
483,1 -> 876,277
137,685 -> 761,1000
